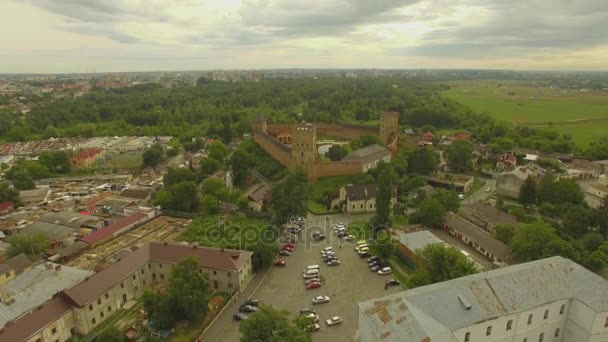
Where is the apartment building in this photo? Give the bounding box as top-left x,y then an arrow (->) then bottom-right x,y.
357,256 -> 608,342
0,242 -> 253,341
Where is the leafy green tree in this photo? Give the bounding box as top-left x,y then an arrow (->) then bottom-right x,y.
96,326 -> 124,342
580,232 -> 605,251
407,148 -> 439,175
152,189 -> 170,207
493,224 -> 516,244
373,167 -> 393,228
433,189 -> 460,212
10,169 -> 35,190
411,244 -> 477,286
142,144 -> 164,168
562,206 -> 597,237
251,243 -> 279,271
200,194 -> 220,215
413,198 -> 446,228
240,305 -> 311,342
220,114 -> 233,143
0,183 -> 21,206
199,158 -> 221,178
201,177 -> 229,200
553,179 -> 584,206
542,239 -> 581,262
372,230 -> 396,261
269,170 -> 309,225
510,221 -> 559,262
230,149 -> 255,187
167,257 -> 211,321
7,234 -> 48,259
519,177 -> 537,207
445,140 -> 473,172
208,140 -> 229,161
166,181 -> 199,212
327,145 -> 346,161
595,195 -> 608,236
582,251 -> 607,272
163,167 -> 197,189
537,172 -> 556,204
38,151 -> 71,174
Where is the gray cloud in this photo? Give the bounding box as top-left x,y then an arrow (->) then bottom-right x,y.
394,0 -> 608,57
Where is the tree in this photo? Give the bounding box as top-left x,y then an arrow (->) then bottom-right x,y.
562,206 -> 596,237
407,148 -> 439,174
251,243 -> 279,272
553,179 -> 584,206
240,305 -> 311,342
229,149 -> 255,187
142,144 -> 164,168
510,221 -> 559,262
542,238 -> 581,262
220,114 -> 233,143
445,140 -> 473,172
163,167 -> 197,189
38,151 -> 71,174
7,234 -> 48,259
518,177 -> 537,207
373,167 -> 393,229
10,169 -> 35,190
199,158 -> 221,178
411,244 -> 477,286
208,140 -> 229,161
433,189 -> 460,212
595,195 -> 608,235
372,230 -> 396,261
0,183 -> 21,206
269,169 -> 309,225
201,177 -> 229,200
200,194 -> 220,215
537,172 -> 556,204
493,224 -> 516,244
413,198 -> 446,228
327,145 -> 346,161
96,326 -> 124,342
167,257 -> 211,321
166,181 -> 199,212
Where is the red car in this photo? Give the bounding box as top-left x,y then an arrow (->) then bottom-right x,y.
306,281 -> 322,290
273,259 -> 286,267
282,243 -> 295,250
281,245 -> 293,252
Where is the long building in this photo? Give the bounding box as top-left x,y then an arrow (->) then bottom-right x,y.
0,242 -> 253,341
358,256 -> 608,342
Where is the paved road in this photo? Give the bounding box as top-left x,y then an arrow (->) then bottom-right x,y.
206,212 -> 402,341
462,178 -> 496,204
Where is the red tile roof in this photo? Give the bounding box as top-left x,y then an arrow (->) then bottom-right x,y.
72,147 -> 102,162
149,242 -> 252,271
0,201 -> 13,212
0,297 -> 72,342
81,212 -> 147,245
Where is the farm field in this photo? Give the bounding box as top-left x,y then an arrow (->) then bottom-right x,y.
442,80 -> 608,144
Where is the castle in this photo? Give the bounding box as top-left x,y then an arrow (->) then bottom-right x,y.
252,112 -> 399,180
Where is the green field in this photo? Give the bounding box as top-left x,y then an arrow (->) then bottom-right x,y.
443,80 -> 608,144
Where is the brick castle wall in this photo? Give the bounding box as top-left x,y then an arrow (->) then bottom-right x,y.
252,130 -> 292,167
314,160 -> 363,178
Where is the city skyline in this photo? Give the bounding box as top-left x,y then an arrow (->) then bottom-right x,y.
1,0 -> 608,73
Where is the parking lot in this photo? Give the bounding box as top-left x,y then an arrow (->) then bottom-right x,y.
216,213 -> 403,341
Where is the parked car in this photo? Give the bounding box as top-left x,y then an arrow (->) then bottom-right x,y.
233,312 -> 248,321
326,316 -> 343,326
305,277 -> 321,285
368,260 -> 380,267
327,259 -> 340,266
273,259 -> 286,267
281,245 -> 293,252
244,299 -> 260,306
300,307 -> 317,315
283,242 -> 295,249
386,279 -> 400,287
344,234 -> 356,241
458,194 -> 465,199
306,323 -> 321,332
312,296 -> 330,304
359,252 -> 371,258
378,267 -> 392,275
306,281 -> 322,289
302,312 -> 320,323
286,238 -> 297,243
239,305 -> 258,313
371,264 -> 383,272
279,250 -> 291,256
367,256 -> 380,263
314,234 -> 326,241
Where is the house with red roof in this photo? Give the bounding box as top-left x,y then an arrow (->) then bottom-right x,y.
496,152 -> 517,171
80,212 -> 148,247
0,201 -> 13,216
71,148 -> 102,168
422,131 -> 434,141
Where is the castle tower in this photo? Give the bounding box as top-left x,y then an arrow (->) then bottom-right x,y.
291,123 -> 317,177
379,111 -> 399,146
251,114 -> 267,134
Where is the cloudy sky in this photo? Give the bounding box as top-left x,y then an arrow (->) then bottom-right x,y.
1,0 -> 607,73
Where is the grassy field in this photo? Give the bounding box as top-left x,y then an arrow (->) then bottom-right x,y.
443,80 -> 608,144
307,174 -> 366,213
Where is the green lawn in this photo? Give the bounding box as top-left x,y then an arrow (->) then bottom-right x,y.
347,220 -> 372,240
442,80 -> 608,144
178,215 -> 275,249
307,174 -> 367,213
465,179 -> 486,199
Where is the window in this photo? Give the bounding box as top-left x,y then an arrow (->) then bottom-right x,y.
560,304 -> 565,314
527,314 -> 533,325
228,282 -> 233,289
159,264 -> 163,268
148,264 -> 151,269
105,293 -> 109,300
89,304 -> 93,311
160,274 -> 165,280
97,298 -> 101,305
51,327 -> 57,334
464,332 -> 470,342
605,316 -> 608,328
140,269 -> 144,274
135,286 -> 138,292
523,339 -> 528,342
486,326 -> 492,336
506,319 -> 513,331
544,309 -> 549,319
100,311 -> 104,318
554,328 -> 560,337
539,332 -> 544,342
132,274 -> 136,280
213,271 -> 217,275
152,273 -> 156,280
92,317 -> 97,325
108,306 -> 112,312
213,280 -> 218,289
120,282 -> 124,289
36,339 -> 42,342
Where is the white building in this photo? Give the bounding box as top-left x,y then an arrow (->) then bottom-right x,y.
357,256 -> 608,342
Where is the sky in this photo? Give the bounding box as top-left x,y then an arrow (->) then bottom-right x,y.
1,0 -> 608,73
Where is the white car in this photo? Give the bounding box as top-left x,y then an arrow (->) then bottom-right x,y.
306,323 -> 321,332
458,194 -> 465,199
303,312 -> 320,323
485,187 -> 492,193
378,267 -> 392,275
312,295 -> 330,304
344,234 -> 356,241
326,316 -> 343,326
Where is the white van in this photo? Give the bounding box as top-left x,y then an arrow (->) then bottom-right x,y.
303,269 -> 320,278
305,265 -> 320,272
356,244 -> 368,251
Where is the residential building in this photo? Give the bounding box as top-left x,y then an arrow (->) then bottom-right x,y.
357,256 -> 608,342
342,144 -> 392,173
443,212 -> 511,263
211,170 -> 234,190
119,187 -> 153,202
585,174 -> 608,208
20,221 -> 87,245
460,202 -> 518,234
496,153 -> 517,171
335,184 -> 397,214
80,212 -> 149,247
0,254 -> 33,286
0,242 -> 253,340
496,163 -> 545,199
245,183 -> 270,212
71,147 -> 103,168
424,174 -> 475,193
395,231 -> 447,264
18,187 -> 52,206
38,212 -> 103,230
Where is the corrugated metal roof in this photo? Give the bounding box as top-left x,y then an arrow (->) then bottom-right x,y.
396,231 -> 446,253
21,221 -> 76,241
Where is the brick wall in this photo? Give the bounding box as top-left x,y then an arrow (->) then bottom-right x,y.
315,123 -> 379,140
253,131 -> 292,168
266,124 -> 293,136
315,160 -> 363,178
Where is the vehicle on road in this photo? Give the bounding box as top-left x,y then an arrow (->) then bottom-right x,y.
344,234 -> 356,241
303,312 -> 320,323
370,264 -> 383,272
300,307 -> 317,315
279,250 -> 291,256
385,279 -> 400,287
305,277 -> 321,285
368,260 -> 380,267
359,251 -> 371,258
367,256 -> 380,263
326,316 -> 343,326
273,259 -> 286,267
327,259 -> 340,266
239,305 -> 258,313
303,269 -> 320,278
233,313 -> 248,321
281,245 -> 293,252
306,281 -> 322,289
282,243 -> 295,249
378,267 -> 392,275
306,323 -> 321,332
312,295 -> 330,304
244,299 -> 259,307
305,265 -> 320,272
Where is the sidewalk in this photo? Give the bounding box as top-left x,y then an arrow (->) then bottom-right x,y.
200,268 -> 271,341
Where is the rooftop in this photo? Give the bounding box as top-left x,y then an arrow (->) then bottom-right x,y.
80,212 -> 147,245
358,256 -> 608,342
119,187 -> 152,200
396,231 -> 446,253
0,297 -> 73,342
20,221 -> 76,241
460,201 -> 518,228
0,254 -> 32,276
342,144 -> 390,164
38,212 -> 101,229
444,213 -> 511,261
